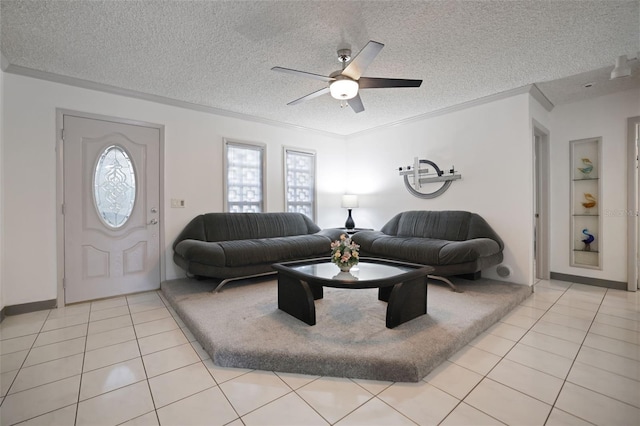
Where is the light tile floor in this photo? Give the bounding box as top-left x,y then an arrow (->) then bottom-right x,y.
0,280 -> 639,425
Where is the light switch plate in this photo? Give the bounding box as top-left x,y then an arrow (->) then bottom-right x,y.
171,199 -> 185,208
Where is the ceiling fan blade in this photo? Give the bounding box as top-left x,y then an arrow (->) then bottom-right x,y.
348,94 -> 365,113
272,67 -> 334,83
342,41 -> 384,80
287,87 -> 331,105
358,77 -> 422,89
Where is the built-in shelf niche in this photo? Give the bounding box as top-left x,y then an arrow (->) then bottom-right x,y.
570,137 -> 602,269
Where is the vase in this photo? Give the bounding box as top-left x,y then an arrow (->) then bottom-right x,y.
339,264 -> 352,272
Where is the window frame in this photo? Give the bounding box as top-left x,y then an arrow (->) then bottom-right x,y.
283,146 -> 317,221
223,139 -> 266,213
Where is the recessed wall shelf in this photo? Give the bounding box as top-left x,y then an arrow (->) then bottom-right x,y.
570,137 -> 602,269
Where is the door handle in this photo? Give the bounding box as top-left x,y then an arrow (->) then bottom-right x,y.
149,218 -> 158,225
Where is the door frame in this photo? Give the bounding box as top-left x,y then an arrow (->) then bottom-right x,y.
628,116 -> 640,292
56,109 -> 165,307
533,120 -> 551,281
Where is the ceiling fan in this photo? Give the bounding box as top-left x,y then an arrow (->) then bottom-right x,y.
272,41 -> 422,113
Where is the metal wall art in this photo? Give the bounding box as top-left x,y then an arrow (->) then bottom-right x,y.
398,157 -> 461,199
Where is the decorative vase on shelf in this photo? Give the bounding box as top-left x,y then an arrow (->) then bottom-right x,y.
581,193 -> 597,211
581,228 -> 595,251
330,234 -> 360,274
577,158 -> 593,177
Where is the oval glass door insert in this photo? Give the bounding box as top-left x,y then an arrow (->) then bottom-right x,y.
94,145 -> 136,228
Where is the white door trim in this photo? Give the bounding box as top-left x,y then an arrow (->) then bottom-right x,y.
56,109 -> 165,307
533,119 -> 551,281
628,116 -> 639,292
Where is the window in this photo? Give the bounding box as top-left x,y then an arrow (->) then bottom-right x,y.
224,140 -> 265,212
284,147 -> 316,221
94,145 -> 136,228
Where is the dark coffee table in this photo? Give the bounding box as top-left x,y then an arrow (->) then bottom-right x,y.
272,258 -> 434,329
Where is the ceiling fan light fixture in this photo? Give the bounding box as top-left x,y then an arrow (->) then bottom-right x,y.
329,77 -> 358,100
610,55 -> 631,79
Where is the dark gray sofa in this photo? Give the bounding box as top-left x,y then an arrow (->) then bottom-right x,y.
351,211 -> 503,289
173,212 -> 343,289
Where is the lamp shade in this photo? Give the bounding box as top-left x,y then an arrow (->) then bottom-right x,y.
341,194 -> 359,209
330,77 -> 359,100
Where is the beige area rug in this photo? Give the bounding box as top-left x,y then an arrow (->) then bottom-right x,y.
161,277 -> 531,382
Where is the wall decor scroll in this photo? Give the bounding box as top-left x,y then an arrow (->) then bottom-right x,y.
570,137 -> 602,269
398,157 -> 461,199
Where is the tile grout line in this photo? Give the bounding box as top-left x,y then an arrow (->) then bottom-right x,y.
274,372 -> 331,423
127,293 -> 163,426
158,288 -> 253,423
2,309 -> 87,425
442,281 -> 570,425
541,284 -> 608,425
550,304 -> 640,412
73,302 -> 94,426
368,394 -> 423,426
156,289 -> 245,424
432,280 -> 567,423
0,308 -> 66,425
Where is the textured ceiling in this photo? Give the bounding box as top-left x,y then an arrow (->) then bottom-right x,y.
1,1 -> 639,136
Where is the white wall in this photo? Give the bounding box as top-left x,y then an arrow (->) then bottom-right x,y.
7,69 -> 632,307
550,89 -> 640,283
345,94 -> 535,285
2,73 -> 342,306
0,65 -> 5,312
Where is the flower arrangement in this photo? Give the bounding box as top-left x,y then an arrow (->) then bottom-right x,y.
330,234 -> 360,271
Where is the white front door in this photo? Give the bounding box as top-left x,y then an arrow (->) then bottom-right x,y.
63,115 -> 161,303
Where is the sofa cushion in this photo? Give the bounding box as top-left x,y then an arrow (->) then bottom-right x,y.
370,236 -> 448,265
219,234 -> 331,266
367,236 -> 501,266
203,213 -> 320,241
393,210 -> 473,240
438,238 -> 502,264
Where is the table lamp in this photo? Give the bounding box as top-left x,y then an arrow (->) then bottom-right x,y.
341,194 -> 359,230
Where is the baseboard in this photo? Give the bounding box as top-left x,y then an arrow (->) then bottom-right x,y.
549,272 -> 627,290
0,299 -> 57,322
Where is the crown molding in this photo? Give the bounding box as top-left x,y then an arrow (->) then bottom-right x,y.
529,83 -> 554,112
347,84 -> 556,139
3,64 -> 345,140
4,62 -> 555,140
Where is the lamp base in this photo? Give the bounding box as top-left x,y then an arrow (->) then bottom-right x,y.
345,209 -> 355,230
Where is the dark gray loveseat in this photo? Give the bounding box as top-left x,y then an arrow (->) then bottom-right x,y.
173,212 -> 343,290
351,211 -> 503,289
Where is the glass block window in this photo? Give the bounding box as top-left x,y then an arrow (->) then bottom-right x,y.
93,145 -> 136,228
284,148 -> 316,221
224,140 -> 265,213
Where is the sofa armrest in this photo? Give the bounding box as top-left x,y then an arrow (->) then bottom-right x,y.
350,230 -> 386,252
174,239 -> 226,266
172,215 -> 206,250
316,228 -> 348,241
468,214 -> 504,250
439,238 -> 501,264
